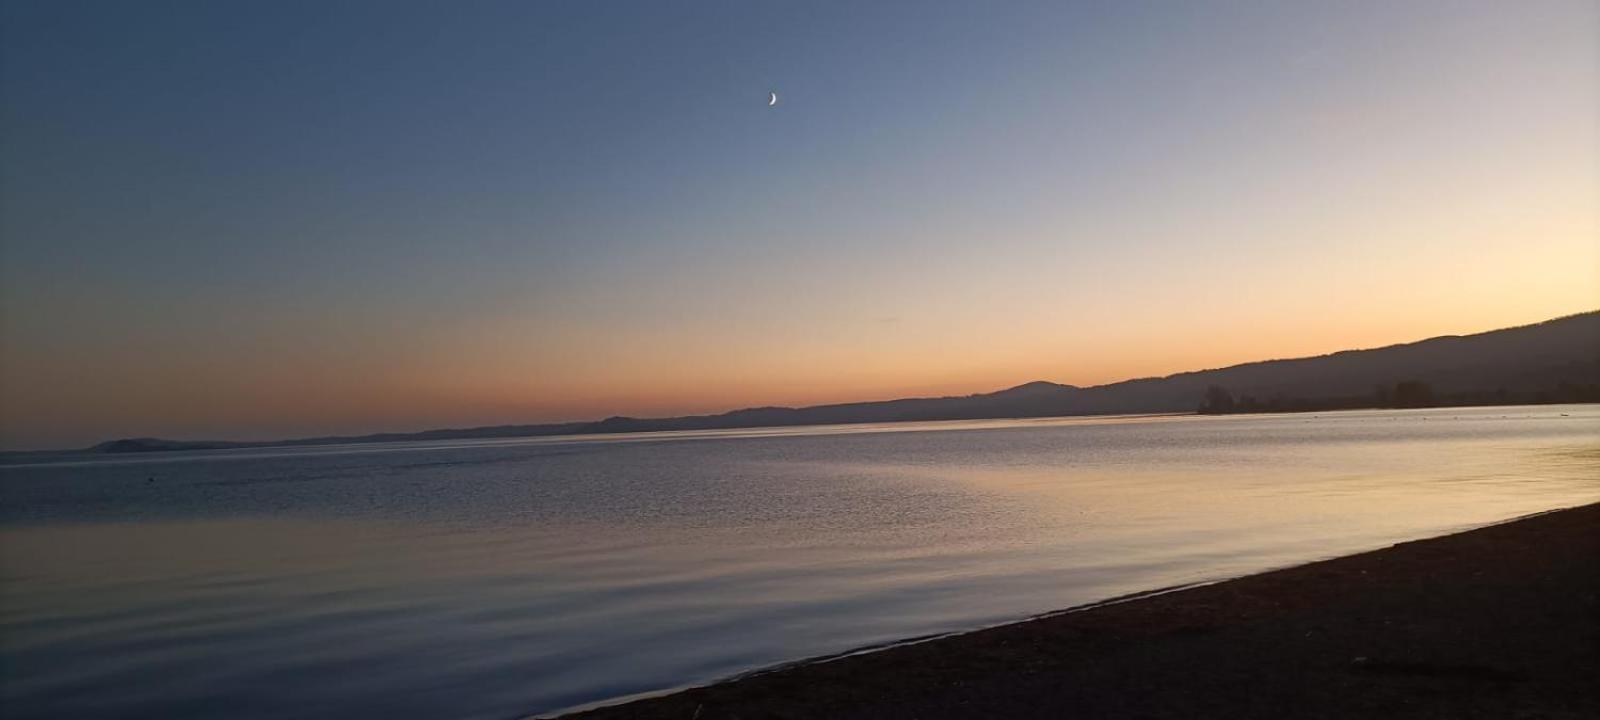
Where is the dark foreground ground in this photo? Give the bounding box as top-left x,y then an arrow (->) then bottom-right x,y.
556,502 -> 1600,719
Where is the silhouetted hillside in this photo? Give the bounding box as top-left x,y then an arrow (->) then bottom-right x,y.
1073,311 -> 1599,414
63,311 -> 1600,454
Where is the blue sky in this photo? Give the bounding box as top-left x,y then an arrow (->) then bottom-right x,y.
2,0 -> 1595,448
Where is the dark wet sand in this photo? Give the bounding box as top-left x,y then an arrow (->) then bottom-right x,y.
556,502 -> 1600,719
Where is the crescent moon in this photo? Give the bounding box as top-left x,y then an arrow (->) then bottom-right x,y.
768,92 -> 778,107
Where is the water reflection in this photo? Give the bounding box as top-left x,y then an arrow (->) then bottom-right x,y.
2,406 -> 1596,718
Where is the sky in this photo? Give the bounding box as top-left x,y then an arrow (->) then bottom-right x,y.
1,0 -> 1596,450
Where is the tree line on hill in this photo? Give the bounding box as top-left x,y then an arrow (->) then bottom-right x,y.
1197,379 -> 1600,415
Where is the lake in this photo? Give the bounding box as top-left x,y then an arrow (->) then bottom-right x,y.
2,406 -> 1596,718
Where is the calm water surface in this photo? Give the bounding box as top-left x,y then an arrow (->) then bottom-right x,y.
2,406 -> 1597,718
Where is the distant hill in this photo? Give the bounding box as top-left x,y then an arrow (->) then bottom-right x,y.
1075,310 -> 1600,414
65,310 -> 1600,454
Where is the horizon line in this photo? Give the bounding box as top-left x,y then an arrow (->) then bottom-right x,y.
13,308 -> 1592,454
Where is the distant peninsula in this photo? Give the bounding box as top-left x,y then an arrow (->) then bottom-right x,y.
61,310 -> 1600,455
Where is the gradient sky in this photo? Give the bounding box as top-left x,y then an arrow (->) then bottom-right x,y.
2,0 -> 1596,449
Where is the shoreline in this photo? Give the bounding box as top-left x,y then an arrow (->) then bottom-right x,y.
9,400 -> 1592,459
551,502 -> 1600,719
9,405 -> 1591,469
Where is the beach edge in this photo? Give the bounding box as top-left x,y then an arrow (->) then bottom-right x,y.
547,501 -> 1600,719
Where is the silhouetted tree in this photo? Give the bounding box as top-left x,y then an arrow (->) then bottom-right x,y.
1199,385 -> 1236,414
1392,380 -> 1435,408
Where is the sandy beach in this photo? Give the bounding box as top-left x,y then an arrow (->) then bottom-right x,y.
555,502 -> 1600,719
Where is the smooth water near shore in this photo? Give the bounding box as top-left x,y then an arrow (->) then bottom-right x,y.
2,406 -> 1596,719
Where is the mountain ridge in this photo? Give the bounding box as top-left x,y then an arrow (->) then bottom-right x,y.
43,310 -> 1600,455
